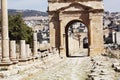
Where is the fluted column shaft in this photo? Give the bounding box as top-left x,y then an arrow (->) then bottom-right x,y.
1,0 -> 11,63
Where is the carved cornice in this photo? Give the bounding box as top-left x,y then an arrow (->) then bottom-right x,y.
89,9 -> 104,13
61,10 -> 89,14
57,2 -> 92,12
48,2 -> 93,13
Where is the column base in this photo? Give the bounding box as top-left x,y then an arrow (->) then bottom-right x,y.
0,62 -> 12,66
89,47 -> 104,56
0,58 -> 12,66
10,58 -> 18,64
19,58 -> 28,62
11,60 -> 18,64
59,47 -> 66,58
28,57 -> 33,60
32,56 -> 37,59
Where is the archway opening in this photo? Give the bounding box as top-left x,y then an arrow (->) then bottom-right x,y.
65,20 -> 89,57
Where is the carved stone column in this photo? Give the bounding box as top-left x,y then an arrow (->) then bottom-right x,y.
33,33 -> 38,58
10,40 -> 18,63
19,40 -> 27,61
0,0 -> 12,64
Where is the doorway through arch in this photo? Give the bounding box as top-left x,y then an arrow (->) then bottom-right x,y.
65,20 -> 89,57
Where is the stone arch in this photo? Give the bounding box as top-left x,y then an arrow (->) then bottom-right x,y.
48,0 -> 104,57
65,19 -> 89,57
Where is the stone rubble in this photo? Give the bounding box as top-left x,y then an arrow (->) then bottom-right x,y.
87,54 -> 120,80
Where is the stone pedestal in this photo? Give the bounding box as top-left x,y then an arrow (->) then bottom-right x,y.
19,40 -> 27,62
0,0 -> 12,65
10,40 -> 18,63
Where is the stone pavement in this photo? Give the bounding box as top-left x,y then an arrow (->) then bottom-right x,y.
23,55 -> 120,80
1,53 -> 120,80
23,57 -> 92,80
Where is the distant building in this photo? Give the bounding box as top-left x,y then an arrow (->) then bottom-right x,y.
23,16 -> 49,32
23,16 -> 49,43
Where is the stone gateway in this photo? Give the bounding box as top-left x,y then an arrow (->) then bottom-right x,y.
48,0 -> 104,56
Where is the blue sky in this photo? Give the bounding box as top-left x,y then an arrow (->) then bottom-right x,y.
7,0 -> 120,12
103,0 -> 120,12
8,0 -> 48,11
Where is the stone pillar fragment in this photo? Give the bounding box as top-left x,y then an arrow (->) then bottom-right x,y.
112,31 -> 117,44
19,40 -> 27,61
10,40 -> 18,63
29,48 -> 32,57
33,33 -> 38,58
116,32 -> 120,44
26,44 -> 31,59
0,0 -> 12,64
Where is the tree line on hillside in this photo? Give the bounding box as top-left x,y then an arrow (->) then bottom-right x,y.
0,14 -> 33,46
8,9 -> 48,17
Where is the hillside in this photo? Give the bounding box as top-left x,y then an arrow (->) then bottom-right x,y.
8,9 -> 48,17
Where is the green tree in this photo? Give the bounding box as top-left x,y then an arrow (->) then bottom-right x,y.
0,14 -> 33,46
8,14 -> 33,46
0,14 -> 2,33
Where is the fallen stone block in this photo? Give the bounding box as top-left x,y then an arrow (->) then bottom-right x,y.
112,63 -> 119,68
92,76 -> 113,80
88,72 -> 99,78
115,66 -> 120,72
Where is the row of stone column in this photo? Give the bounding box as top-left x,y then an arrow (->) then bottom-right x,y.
10,40 -> 33,64
0,0 -> 39,65
0,32 -> 38,65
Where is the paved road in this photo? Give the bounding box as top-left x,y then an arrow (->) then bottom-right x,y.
24,57 -> 92,80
